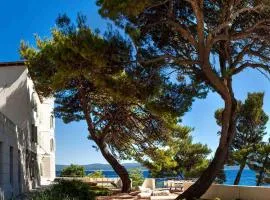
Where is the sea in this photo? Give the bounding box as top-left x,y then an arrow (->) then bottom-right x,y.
56,168 -> 269,186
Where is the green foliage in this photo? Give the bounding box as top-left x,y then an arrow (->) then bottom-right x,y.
215,93 -> 268,184
20,14 -> 204,193
215,166 -> 226,184
174,137 -> 211,179
97,0 -> 270,198
128,168 -> 144,187
248,141 -> 270,186
60,164 -> 85,177
137,129 -> 212,180
89,186 -> 112,196
20,14 -> 200,174
30,180 -> 96,200
87,170 -> 105,178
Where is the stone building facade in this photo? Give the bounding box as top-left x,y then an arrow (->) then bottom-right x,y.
0,61 -> 55,199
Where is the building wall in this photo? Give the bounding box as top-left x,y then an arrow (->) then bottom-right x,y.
0,65 -> 55,199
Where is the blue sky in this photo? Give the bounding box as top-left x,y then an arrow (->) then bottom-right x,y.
0,0 -> 269,165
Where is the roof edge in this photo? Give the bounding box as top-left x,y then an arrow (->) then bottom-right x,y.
0,61 -> 25,67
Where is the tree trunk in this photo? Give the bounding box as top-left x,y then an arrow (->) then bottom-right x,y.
234,161 -> 246,185
177,98 -> 237,200
256,155 -> 268,186
256,171 -> 264,186
78,88 -> 131,193
98,141 -> 132,193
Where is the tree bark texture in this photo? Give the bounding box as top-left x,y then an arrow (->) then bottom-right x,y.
178,97 -> 238,200
234,161 -> 246,185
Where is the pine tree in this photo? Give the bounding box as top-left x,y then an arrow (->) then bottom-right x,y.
96,1 -> 270,198
136,128 -> 212,180
20,14 -> 202,192
215,93 -> 268,185
248,141 -> 270,186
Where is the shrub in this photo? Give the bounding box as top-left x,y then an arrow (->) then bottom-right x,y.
89,186 -> 112,196
30,180 -> 95,200
129,168 -> 144,188
60,164 -> 85,177
87,170 -> 105,178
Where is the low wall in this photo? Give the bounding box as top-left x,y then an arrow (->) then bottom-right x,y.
183,182 -> 270,200
56,177 -> 123,188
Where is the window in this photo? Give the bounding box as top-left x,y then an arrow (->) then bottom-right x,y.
50,139 -> 54,152
26,149 -> 29,176
30,152 -> 37,180
31,124 -> 37,143
50,115 -> 54,129
9,146 -> 13,185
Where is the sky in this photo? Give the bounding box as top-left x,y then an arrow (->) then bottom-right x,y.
0,0 -> 269,165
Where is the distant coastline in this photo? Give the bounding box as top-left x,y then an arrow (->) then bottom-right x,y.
56,163 -> 147,171
55,163 -> 266,186
55,163 -> 247,171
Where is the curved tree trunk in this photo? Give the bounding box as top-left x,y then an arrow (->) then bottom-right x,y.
178,97 -> 237,200
98,141 -> 132,193
256,155 -> 268,186
234,162 -> 246,185
79,88 -> 131,193
256,171 -> 264,186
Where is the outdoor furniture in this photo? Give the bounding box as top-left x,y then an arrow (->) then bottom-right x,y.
138,192 -> 152,199
165,180 -> 183,192
139,186 -> 152,193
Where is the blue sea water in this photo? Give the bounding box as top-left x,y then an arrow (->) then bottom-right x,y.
224,169 -> 257,186
56,168 -> 269,186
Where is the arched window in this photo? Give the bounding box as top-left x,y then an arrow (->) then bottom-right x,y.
50,139 -> 54,152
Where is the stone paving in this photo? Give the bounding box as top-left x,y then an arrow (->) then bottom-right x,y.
96,190 -> 182,200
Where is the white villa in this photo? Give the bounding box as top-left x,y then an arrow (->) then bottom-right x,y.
0,61 -> 55,199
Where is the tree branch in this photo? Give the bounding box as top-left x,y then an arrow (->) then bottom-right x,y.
140,55 -> 200,67
232,62 -> 270,75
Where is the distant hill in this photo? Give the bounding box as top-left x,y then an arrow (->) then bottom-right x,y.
56,163 -> 147,171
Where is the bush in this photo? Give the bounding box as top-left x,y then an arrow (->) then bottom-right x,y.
30,180 -> 95,200
60,164 -> 85,177
129,168 -> 144,188
87,170 -> 105,178
89,186 -> 112,196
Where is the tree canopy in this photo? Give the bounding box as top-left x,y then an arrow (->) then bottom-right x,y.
20,14 -> 203,192
215,92 -> 268,185
248,140 -> 270,186
141,133 -> 211,180
60,164 -> 85,177
128,168 -> 145,188
87,170 -> 105,178
96,1 -> 270,199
